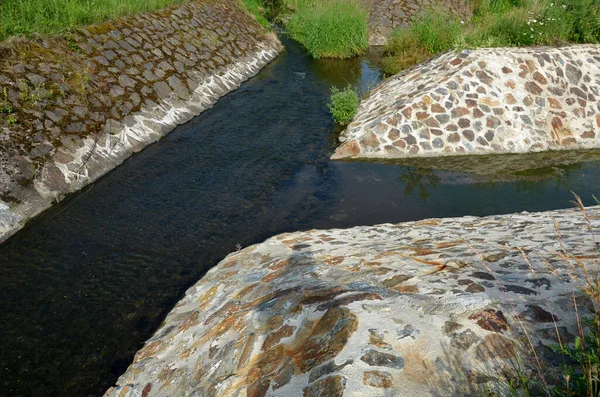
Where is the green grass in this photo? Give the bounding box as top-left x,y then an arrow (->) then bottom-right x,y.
328,85 -> 359,125
286,0 -> 368,58
0,0 -> 194,41
241,0 -> 271,28
381,0 -> 600,75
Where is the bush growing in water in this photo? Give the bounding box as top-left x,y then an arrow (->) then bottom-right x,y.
328,85 -> 359,125
287,0 -> 368,58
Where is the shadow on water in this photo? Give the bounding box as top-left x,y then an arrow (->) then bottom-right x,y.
1,35 -> 600,396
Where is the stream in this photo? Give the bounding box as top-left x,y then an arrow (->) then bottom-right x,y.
1,35 -> 600,396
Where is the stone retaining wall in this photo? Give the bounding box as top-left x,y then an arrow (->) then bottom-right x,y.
333,45 -> 600,160
105,205 -> 600,396
366,0 -> 472,45
0,0 -> 283,243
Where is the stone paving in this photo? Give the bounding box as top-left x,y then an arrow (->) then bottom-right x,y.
333,45 -> 600,160
366,0 -> 471,45
0,0 -> 282,242
106,205 -> 600,396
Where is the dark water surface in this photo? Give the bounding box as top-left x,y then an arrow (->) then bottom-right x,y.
1,36 -> 600,396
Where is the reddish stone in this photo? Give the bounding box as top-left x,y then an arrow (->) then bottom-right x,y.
469,309 -> 509,333
548,98 -> 562,109
331,140 -> 360,159
450,58 -> 462,66
465,99 -> 477,108
561,137 -> 577,146
501,66 -> 512,74
596,115 -> 600,128
401,107 -> 412,118
504,80 -> 516,89
532,71 -> 547,84
551,117 -> 564,132
416,112 -> 429,121
388,129 -> 400,140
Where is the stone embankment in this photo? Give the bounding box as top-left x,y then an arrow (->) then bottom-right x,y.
0,0 -> 282,243
366,0 -> 471,45
106,205 -> 600,397
333,45 -> 600,160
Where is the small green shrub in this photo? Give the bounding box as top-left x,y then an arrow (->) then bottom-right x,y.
328,85 -> 359,125
287,0 -> 368,58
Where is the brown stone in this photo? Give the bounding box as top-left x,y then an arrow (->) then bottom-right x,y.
469,309 -> 509,333
423,118 -> 440,128
501,67 -> 512,74
581,130 -> 595,139
263,325 -> 296,351
465,99 -> 477,108
297,308 -> 358,373
363,371 -> 392,388
247,379 -> 271,397
448,132 -> 461,143
416,111 -> 429,121
431,103 -> 446,113
472,108 -> 484,118
525,82 -> 543,96
451,107 -> 469,118
303,375 -> 345,397
359,131 -> 380,149
532,71 -> 548,84
475,334 -> 516,361
504,94 -> 517,105
548,98 -> 562,109
332,140 -> 360,158
462,130 -> 475,141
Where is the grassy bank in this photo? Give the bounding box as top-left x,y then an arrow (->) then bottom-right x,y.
382,0 -> 600,75
243,0 -> 369,58
0,0 -> 193,41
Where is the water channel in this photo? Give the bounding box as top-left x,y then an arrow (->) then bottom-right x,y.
1,35 -> 600,396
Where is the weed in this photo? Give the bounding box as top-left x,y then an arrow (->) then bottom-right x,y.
287,0 -> 368,58
382,0 -> 600,75
0,104 -> 14,114
328,84 -> 359,125
241,0 -> 271,28
6,115 -> 17,125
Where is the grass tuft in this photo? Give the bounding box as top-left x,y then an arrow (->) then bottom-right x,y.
287,0 -> 368,58
328,85 -> 359,125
